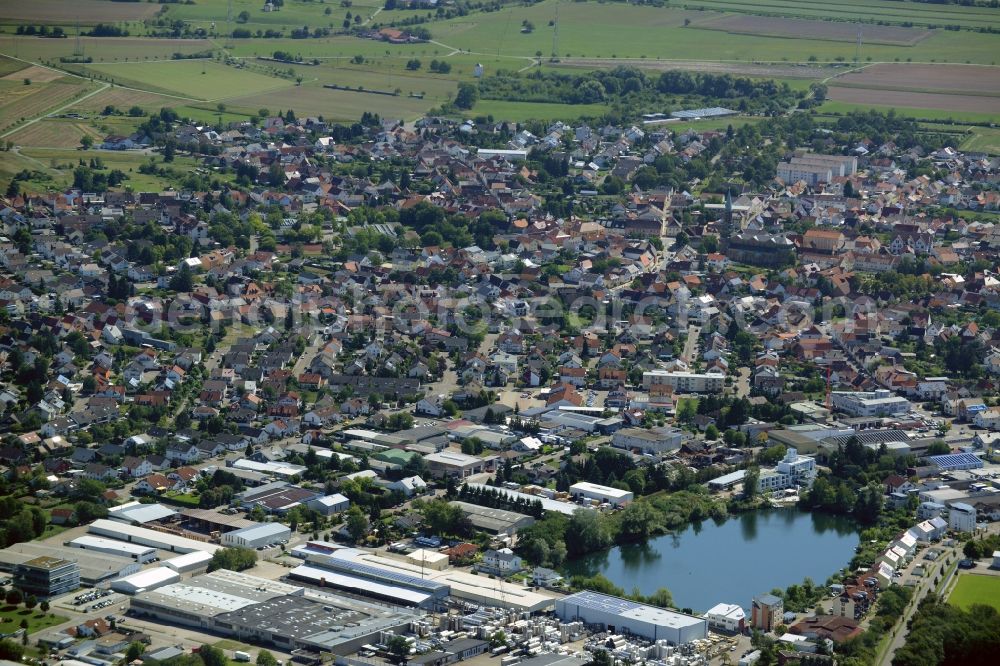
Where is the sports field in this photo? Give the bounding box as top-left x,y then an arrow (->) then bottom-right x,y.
84,60 -> 293,101
948,574 -> 1000,612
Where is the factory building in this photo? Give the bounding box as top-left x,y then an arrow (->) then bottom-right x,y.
68,535 -> 158,563
448,501 -> 535,536
569,482 -> 633,508
111,567 -> 181,595
162,550 -> 213,574
88,518 -> 220,554
555,591 -> 707,645
108,502 -> 178,526
294,548 -> 555,613
221,523 -> 291,549
130,570 -> 420,655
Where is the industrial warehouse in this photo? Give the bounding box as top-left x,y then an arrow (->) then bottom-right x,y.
128,570 -> 421,653
555,592 -> 708,645
290,548 -> 555,613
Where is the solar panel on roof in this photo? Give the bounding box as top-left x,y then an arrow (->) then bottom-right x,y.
928,452 -> 983,470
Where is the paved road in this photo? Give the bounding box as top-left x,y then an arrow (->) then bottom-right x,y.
681,324 -> 701,364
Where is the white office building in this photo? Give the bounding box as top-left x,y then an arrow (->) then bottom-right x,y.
831,390 -> 911,417
757,448 -> 816,493
703,603 -> 746,633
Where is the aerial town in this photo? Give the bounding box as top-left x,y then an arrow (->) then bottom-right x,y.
1,9 -> 1000,662
0,106 -> 999,666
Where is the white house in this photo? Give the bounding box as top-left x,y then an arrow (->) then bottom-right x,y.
480,548 -> 523,576
306,493 -> 350,516
387,475 -> 427,497
703,603 -> 746,633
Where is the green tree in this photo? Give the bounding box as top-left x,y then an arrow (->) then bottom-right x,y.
454,83 -> 478,110
200,645 -> 228,666
345,505 -> 369,542
742,465 -> 760,499
126,642 -> 146,662
80,135 -> 93,150
386,635 -> 410,664
256,650 -> 278,666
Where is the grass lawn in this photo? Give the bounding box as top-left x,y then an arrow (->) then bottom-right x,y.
161,491 -> 201,507
0,606 -> 67,634
948,573 -> 1000,612
84,60 -> 293,101
960,126 -> 1000,155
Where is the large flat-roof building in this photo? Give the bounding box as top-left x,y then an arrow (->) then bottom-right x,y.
111,567 -> 181,595
130,570 -> 421,655
642,371 -> 724,394
68,535 -> 157,564
555,591 -> 707,645
449,501 -> 535,536
424,451 -> 497,478
831,390 -> 911,418
221,523 -> 291,549
89,519 -> 220,554
14,556 -> 79,598
777,152 -> 857,186
612,427 -> 686,455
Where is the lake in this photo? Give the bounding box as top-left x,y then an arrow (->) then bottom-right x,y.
562,508 -> 859,613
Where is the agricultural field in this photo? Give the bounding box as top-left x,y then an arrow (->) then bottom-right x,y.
425,2 -> 1000,64
0,0 -> 159,27
0,36 -> 214,63
681,0 -> 1000,31
0,54 -> 28,77
553,58 -> 828,80
6,117 -> 105,148
65,86 -> 180,114
832,63 -> 1000,96
83,60 -> 293,101
825,87 -> 1000,116
818,99 -> 999,125
693,14 -> 932,46
0,75 -> 96,135
224,83 -> 437,122
159,0 -> 381,31
948,574 -> 1000,612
